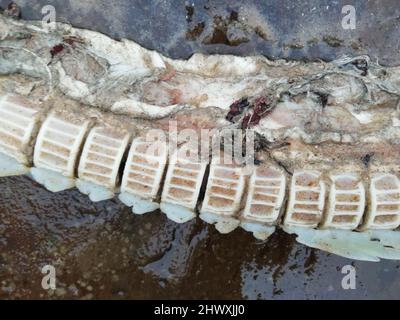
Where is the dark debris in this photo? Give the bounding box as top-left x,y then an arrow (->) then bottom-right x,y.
50,44 -> 65,58
4,2 -> 21,19
226,97 -> 249,122
351,58 -> 369,76
226,96 -> 275,129
314,91 -> 330,108
241,96 -> 274,129
361,152 -> 374,168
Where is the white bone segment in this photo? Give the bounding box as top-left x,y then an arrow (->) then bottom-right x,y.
119,137 -> 168,214
31,113 -> 90,192
242,166 -> 286,223
0,95 -> 41,176
284,170 -> 326,228
76,127 -> 130,202
284,226 -> 400,262
160,148 -> 207,223
199,156 -> 246,233
240,165 -> 286,239
361,173 -> 400,230
321,173 -> 365,230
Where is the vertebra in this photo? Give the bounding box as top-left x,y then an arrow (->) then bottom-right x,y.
0,95 -> 41,176
322,173 -> 365,230
161,145 -> 208,223
284,170 -> 326,228
31,111 -> 90,192
120,137 -> 168,215
199,154 -> 246,234
362,174 -> 400,230
77,127 -> 131,202
240,165 -> 286,240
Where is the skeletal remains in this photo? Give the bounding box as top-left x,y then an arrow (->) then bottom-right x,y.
1,13 -> 400,261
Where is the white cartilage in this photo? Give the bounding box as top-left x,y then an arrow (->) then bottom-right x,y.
0,95 -> 41,176
76,127 -> 130,202
361,173 -> 400,230
240,165 -> 286,239
199,155 -> 246,233
119,137 -> 168,214
31,112 -> 90,192
321,173 -> 365,230
160,146 -> 207,223
284,226 -> 400,262
284,170 -> 326,228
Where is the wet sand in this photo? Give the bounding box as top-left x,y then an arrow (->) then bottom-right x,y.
0,176 -> 399,299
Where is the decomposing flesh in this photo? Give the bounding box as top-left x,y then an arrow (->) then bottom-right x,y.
1,14 -> 400,261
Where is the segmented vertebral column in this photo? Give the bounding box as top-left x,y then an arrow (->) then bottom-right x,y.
31,112 -> 91,192
3,94 -> 400,261
240,165 -> 286,239
199,154 -> 246,233
361,173 -> 400,230
76,127 -> 130,202
321,173 -> 365,230
119,137 -> 168,214
284,170 -> 326,228
0,95 -> 41,176
160,145 -> 207,223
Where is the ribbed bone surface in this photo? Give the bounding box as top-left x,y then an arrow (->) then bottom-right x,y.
161,146 -> 207,223
121,137 -> 168,200
199,155 -> 246,233
284,171 -> 326,228
201,157 -> 245,217
322,174 -> 365,230
242,165 -> 286,224
363,174 -> 400,230
33,112 -> 90,178
79,127 -> 130,189
0,95 -> 40,165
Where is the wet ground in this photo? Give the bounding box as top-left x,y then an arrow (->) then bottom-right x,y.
1,176 -> 400,300
2,0 -> 400,65
1,0 -> 400,300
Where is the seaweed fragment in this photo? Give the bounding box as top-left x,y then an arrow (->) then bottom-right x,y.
226,95 -> 275,129
50,44 -> 65,58
226,97 -> 249,122
241,96 -> 274,129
